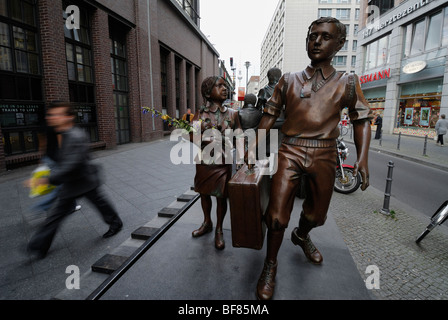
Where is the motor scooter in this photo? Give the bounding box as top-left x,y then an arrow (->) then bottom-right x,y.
334,138 -> 361,194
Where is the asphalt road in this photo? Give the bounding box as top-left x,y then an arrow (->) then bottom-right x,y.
345,146 -> 448,220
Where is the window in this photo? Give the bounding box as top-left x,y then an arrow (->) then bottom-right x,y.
333,55 -> 347,66
175,56 -> 181,118
352,40 -> 357,51
175,0 -> 199,25
160,46 -> 169,131
364,35 -> 390,71
443,8 -> 448,47
111,30 -> 130,145
398,79 -> 443,129
404,9 -> 448,58
425,12 -> 442,51
336,9 -> 350,20
63,2 -> 97,142
318,9 -> 332,18
0,0 -> 43,156
410,19 -> 425,56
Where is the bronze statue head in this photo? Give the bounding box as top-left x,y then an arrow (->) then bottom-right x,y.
267,68 -> 282,84
243,93 -> 257,108
306,17 -> 346,63
306,17 -> 346,43
201,76 -> 227,102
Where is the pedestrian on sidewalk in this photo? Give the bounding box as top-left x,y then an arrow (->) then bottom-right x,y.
190,76 -> 242,250
27,101 -> 123,259
28,125 -> 81,214
435,114 -> 447,146
247,17 -> 372,300
182,108 -> 194,123
374,113 -> 382,140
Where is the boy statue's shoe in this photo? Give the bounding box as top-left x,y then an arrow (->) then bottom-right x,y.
256,260 -> 277,300
291,228 -> 323,264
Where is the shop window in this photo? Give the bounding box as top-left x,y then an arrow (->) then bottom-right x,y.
0,0 -> 42,156
397,79 -> 442,129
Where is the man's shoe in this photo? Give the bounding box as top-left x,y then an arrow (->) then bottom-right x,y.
103,223 -> 123,238
71,205 -> 81,213
215,229 -> 225,250
291,228 -> 323,264
192,222 -> 213,237
256,260 -> 277,300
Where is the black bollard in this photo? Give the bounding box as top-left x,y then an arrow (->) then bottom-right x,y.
423,135 -> 428,156
381,160 -> 394,215
397,132 -> 401,150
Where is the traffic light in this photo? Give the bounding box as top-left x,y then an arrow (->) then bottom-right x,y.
230,57 -> 233,67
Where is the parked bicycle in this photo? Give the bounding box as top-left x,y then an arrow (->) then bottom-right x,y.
416,200 -> 448,243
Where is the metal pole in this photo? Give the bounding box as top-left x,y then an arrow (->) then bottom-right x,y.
423,134 -> 428,156
381,160 -> 394,215
379,129 -> 382,146
245,61 -> 251,91
397,132 -> 401,150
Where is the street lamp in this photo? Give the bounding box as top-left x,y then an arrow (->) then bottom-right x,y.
245,61 -> 251,91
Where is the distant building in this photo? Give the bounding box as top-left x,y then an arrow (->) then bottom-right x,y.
260,0 -> 361,88
247,76 -> 260,96
357,0 -> 448,136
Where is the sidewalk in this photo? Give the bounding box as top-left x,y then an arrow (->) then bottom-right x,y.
343,128 -> 448,172
1,134 -> 448,300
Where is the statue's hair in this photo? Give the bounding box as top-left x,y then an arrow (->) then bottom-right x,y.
201,76 -> 225,101
243,93 -> 257,106
307,17 -> 347,42
267,67 -> 282,79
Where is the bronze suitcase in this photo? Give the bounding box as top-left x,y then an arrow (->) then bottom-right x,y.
228,161 -> 270,250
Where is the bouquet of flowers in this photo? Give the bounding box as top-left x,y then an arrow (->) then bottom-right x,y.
142,107 -> 197,133
28,165 -> 56,198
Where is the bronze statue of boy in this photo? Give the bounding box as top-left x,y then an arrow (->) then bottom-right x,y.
247,17 -> 373,300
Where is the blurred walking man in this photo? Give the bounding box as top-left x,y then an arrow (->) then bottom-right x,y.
28,102 -> 123,259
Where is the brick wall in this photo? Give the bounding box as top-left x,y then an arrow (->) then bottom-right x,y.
91,9 -> 116,148
39,0 -> 70,102
0,130 -> 5,172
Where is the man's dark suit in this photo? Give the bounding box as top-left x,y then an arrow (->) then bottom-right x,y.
28,126 -> 122,257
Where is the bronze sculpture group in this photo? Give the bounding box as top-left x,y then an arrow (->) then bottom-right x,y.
189,17 -> 372,300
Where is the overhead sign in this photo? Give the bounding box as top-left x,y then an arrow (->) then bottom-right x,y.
360,68 -> 391,84
363,0 -> 433,38
402,61 -> 426,74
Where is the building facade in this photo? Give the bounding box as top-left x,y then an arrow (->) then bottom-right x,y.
358,0 -> 448,136
0,0 -> 218,171
260,0 -> 361,88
